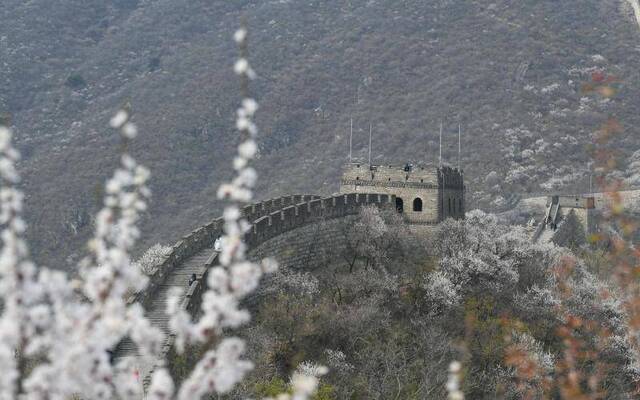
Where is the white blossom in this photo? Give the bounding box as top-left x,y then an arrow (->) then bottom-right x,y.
233,28 -> 247,44
296,361 -> 329,378
0,113 -> 166,399
446,361 -> 464,400
148,368 -> 175,400
540,83 -> 560,94
122,122 -> 138,139
176,339 -> 253,398
423,270 -> 461,309
109,110 -> 129,129
238,140 -> 258,159
264,268 -> 320,297
0,25 -> 329,400
324,349 -> 355,372
133,243 -> 171,276
242,98 -> 258,115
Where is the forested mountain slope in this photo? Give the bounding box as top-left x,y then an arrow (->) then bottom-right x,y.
2,0 -> 640,267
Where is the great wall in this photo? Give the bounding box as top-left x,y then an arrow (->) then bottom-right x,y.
522,189 -> 640,243
115,192 -> 398,385
114,162 -> 467,385
115,164 -> 640,387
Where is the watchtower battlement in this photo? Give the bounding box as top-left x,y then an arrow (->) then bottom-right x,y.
439,165 -> 464,189
339,162 -> 465,224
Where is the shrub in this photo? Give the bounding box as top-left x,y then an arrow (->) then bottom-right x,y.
552,210 -> 587,250
148,56 -> 161,71
0,112 -> 10,126
65,73 -> 87,89
254,377 -> 289,397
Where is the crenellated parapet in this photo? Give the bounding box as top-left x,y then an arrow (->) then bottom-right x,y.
245,193 -> 391,246
242,194 -> 322,222
437,166 -> 464,190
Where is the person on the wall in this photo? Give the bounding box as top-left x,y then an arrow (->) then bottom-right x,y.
106,349 -> 115,365
188,273 -> 197,286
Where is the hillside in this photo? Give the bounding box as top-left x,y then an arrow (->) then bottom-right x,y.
2,0 -> 640,267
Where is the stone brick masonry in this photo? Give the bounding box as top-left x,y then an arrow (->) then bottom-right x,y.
339,163 -> 465,223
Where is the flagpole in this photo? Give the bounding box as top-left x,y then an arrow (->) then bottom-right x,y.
368,123 -> 372,166
349,118 -> 353,163
458,124 -> 461,170
439,121 -> 442,167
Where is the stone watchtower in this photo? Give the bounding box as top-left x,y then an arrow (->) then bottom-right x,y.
339,163 -> 465,224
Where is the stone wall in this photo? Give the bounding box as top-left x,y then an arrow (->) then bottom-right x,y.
522,189 -> 640,215
132,195 -> 321,308
148,193 -> 395,313
243,194 -> 322,222
439,187 -> 465,220
170,193 -> 394,319
340,164 -> 435,224
183,193 -> 395,306
438,166 -> 465,220
341,163 -> 440,186
553,196 -> 594,209
245,193 -> 393,247
248,215 -> 355,271
591,190 -> 640,211
341,184 -> 438,223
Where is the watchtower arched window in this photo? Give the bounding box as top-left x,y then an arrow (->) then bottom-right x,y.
459,198 -> 462,214
396,197 -> 404,214
413,198 -> 423,212
448,198 -> 451,214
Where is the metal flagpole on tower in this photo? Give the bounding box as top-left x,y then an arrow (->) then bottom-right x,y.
439,121 -> 443,167
458,124 -> 461,170
349,118 -> 353,163
425,125 -> 429,166
440,121 -> 444,220
368,123 -> 372,166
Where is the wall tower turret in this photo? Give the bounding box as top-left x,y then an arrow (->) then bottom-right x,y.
339,162 -> 465,224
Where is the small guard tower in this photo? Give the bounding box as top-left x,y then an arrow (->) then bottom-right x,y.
339,162 -> 465,224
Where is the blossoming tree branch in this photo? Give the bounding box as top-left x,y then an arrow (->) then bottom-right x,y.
0,28 -> 324,400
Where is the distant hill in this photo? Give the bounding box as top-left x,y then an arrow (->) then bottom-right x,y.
2,0 -> 640,268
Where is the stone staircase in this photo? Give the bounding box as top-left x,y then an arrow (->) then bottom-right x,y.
113,247 -> 215,380
532,198 -> 561,244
